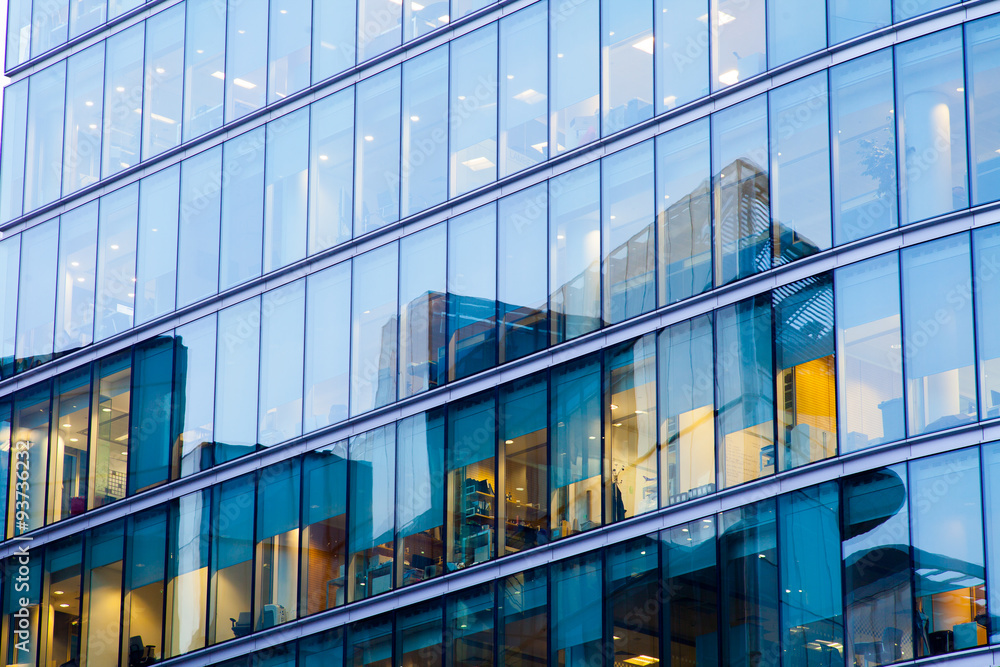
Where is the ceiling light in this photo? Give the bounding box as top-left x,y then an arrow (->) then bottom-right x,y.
102,408 -> 111,412
410,115 -> 420,122
76,277 -> 84,282
110,244 -> 119,250
150,113 -> 176,124
411,1 -> 424,9
233,78 -> 257,89
238,29 -> 245,34
54,591 -> 63,595
514,89 -> 545,104
438,14 -> 449,22
506,74 -> 514,80
461,156 -> 494,171
62,423 -> 71,428
71,261 -> 79,267
88,124 -> 98,130
589,436 -> 596,440
557,53 -> 564,58
84,100 -> 93,107
196,49 -> 204,54
505,439 -> 514,444
610,404 -> 619,410
530,141 -> 548,153
211,71 -> 226,80
624,656 -> 659,666
59,603 -> 70,608
718,69 -> 739,86
69,438 -> 78,442
632,36 -> 654,54
280,8 -> 287,13
613,423 -> 622,427
155,67 -> 165,74
115,86 -> 125,92
319,155 -> 329,160
515,487 -> 524,491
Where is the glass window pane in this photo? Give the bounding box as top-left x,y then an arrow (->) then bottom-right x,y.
499,372 -> 548,554
17,219 -> 58,372
395,410 -> 445,587
447,390 -> 497,569
399,225 -> 447,398
90,350 -> 130,508
173,316 -> 216,477
657,119 -> 712,305
129,335 -> 174,494
551,354 -> 602,539
123,506 -> 168,664
770,73 -> 832,264
843,463 -> 914,665
6,0 -> 31,68
896,28 -> 969,224
713,95 -> 770,285
602,0 -> 653,135
448,205 -> 497,381
452,0 -> 493,19
54,203 -> 98,355
976,225 -> 1000,419
499,185 -> 547,363
221,129 -> 265,290
901,235 -> 976,435
982,442 -> 1000,643
402,47 -> 449,217
500,2 -> 547,175
712,0 -> 764,90
404,0 -> 447,40
348,424 -> 396,602
829,0 -> 889,44
351,244 -> 398,415
135,166 -> 179,325
301,628 -> 345,666
716,294 -> 774,489
0,238 -> 18,378
301,441 -> 348,614
661,517 -> 718,666
46,535 -> 83,665
102,26 -> 143,177
967,15 -> 1000,206
10,384 -> 50,534
659,314 -> 715,506
225,0 -> 268,122
48,366 -> 90,524
108,0 -> 141,19
895,0 -> 957,21
550,0 -> 598,156
831,49 -> 898,244
177,147 -> 222,307
779,483 -> 844,667
258,281 -> 305,447
397,601 -> 443,665
608,536 -> 660,665
0,400 -> 8,536
607,335 -> 656,521
450,25 -> 498,196
309,89 -> 354,254
0,80 -> 28,223
355,67 -> 401,236
268,0 -> 310,103
448,584 -> 494,667
1,545 -> 41,663
305,263 -> 350,430
63,44 -> 104,196
184,0 -> 226,142
549,163 -> 601,344
358,0 -> 401,63
254,460 -> 300,628
499,567 -> 546,666
603,141 -> 655,324
209,474 -> 255,645
774,273 -> 837,471
165,490 -> 210,657
552,552 -> 602,664
720,500 -> 778,666
142,5 -> 184,159
25,62 -> 66,211
767,0 -> 825,67
655,0 -> 708,113
312,0 -> 355,83
95,184 -> 139,341
31,0 -> 68,57
264,110 -> 309,272
215,298 -> 260,463
835,253 -> 904,452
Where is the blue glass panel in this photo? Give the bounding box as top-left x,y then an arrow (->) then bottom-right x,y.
264,109 -> 309,272
655,0 -> 709,113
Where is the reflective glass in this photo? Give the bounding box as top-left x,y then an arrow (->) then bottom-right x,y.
896,28 -> 969,224
54,203 -> 98,355
108,0 -> 140,19
453,0 -> 493,18
90,351 -> 130,508
301,441 -> 348,613
208,475 -> 255,645
608,536 -> 660,665
82,523 -> 124,662
172,316 -> 216,477
901,235 -> 976,435
16,219 -> 58,372
142,5 -> 184,159
102,26 -> 143,177
309,89 -> 354,254
351,244 -> 398,415
355,67 -> 401,236
716,294 -> 774,488
404,0 -> 446,40
447,390 -> 496,569
655,0 -> 709,113
448,584 -> 494,667
0,238 -> 18,378
122,506 -> 167,664
448,205 -> 497,381
767,0 -> 825,67
0,400 -> 8,535
829,0 -> 890,44
499,185 -> 547,363
661,517 -> 718,666
831,49 -> 898,244
552,552 -> 602,664
602,0 -> 653,135
264,109 -> 309,273
183,0 -> 226,142
10,384 -> 50,534
301,629 -> 345,666
774,274 -> 837,471
657,118 -> 711,306
551,354 -> 601,539
6,0 -> 31,68
135,166 -> 179,325
268,0 -> 310,103
348,425 -> 396,602
215,298 -> 261,463
843,464 -> 914,665
254,461 -> 300,629
500,2 -> 547,175
44,535 -> 82,665
395,410 -> 445,587
977,225 -> 1000,419
165,490 -> 210,657
129,335 -> 174,494
895,0 -> 958,21
1,547 -> 41,664
607,335 -> 657,521
25,62 -> 66,211
550,0 -> 598,155
225,0 -> 268,122
499,373 -> 548,554
68,0 -> 103,39
450,25 -> 498,196
258,281 -> 305,447
499,567 -> 546,666
31,0 -> 68,57
305,263 -> 351,430
967,15 -> 1000,206
983,442 -> 1000,643
177,147 -> 222,307
397,601 -> 443,665
358,0 -> 401,63
401,47 -> 449,217
312,0 -> 356,83
94,184 -> 139,341
220,129 -> 265,290
63,44 -> 104,196
48,366 -> 90,524
713,95 -> 770,285
399,225 -> 447,398
712,0 -> 765,90
0,80 -> 28,223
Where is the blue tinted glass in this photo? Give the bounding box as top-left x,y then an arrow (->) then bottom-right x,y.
102,26 -> 142,178
767,0 -> 826,67
355,67 -> 401,236
142,5 -> 184,159
16,220 -> 57,371
399,224 -> 447,398
129,335 -> 174,494
6,0 -> 31,68
31,0 -> 68,57
499,372 -> 547,553
983,442 -> 1000,642
967,15 -> 1000,206
499,185 -> 547,363
656,0 -> 709,113
448,205 -> 497,381
54,204 -> 97,357
166,490 -> 211,656
173,315 -> 216,477
607,335 -> 657,519
312,0 -> 356,82
661,517 -> 717,664
177,147 -> 222,307
608,537 -> 660,662
602,0 -> 653,135
254,460 -> 300,628
550,0 -> 598,155
975,225 -> 1000,419
63,44 -> 104,196
135,166 -> 179,325
395,410 -> 445,587
215,298 -> 260,463
712,0 -> 765,90
264,109 -> 309,272
358,0 -> 401,62
95,185 -> 139,342
225,0 -> 268,122
0,80 -> 28,223
309,89 -> 354,254
446,391 -> 496,570
301,442 -> 348,613
220,129 -> 265,289
0,237 -> 20,377
552,552 -> 602,663
401,47 -> 449,217
829,0 -> 890,44
895,0 -> 958,21
348,425 -> 396,602
500,2 -> 547,175
305,264 -> 350,429
351,244 -> 399,415
450,25 -> 498,196
25,62 -> 66,211
258,281 -> 305,447
209,475 -> 255,645
268,0 -> 311,103
184,0 -> 226,142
